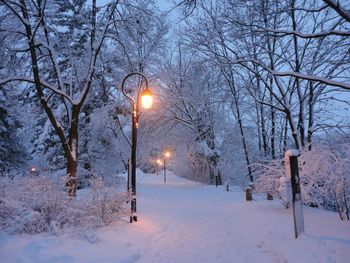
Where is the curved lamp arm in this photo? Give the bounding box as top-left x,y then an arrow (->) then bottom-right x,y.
120,72 -> 149,108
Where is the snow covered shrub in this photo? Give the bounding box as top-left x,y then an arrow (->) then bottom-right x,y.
69,178 -> 130,228
253,144 -> 350,220
252,160 -> 284,198
0,176 -> 68,234
60,176 -> 129,230
0,175 -> 130,235
299,144 -> 350,220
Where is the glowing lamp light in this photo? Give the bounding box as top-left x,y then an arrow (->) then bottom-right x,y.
140,87 -> 153,109
31,167 -> 37,172
164,151 -> 170,158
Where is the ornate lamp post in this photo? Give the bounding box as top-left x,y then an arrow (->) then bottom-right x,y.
121,72 -> 153,223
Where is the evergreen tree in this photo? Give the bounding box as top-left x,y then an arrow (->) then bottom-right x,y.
0,88 -> 27,174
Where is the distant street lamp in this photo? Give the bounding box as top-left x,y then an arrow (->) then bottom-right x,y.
163,150 -> 171,183
121,72 -> 153,223
156,159 -> 163,175
30,167 -> 39,176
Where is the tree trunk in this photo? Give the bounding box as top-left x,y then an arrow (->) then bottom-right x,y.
66,105 -> 80,196
66,157 -> 77,196
291,0 -> 305,149
262,0 -> 276,159
280,116 -> 289,157
259,85 -> 268,158
307,81 -> 314,151
221,66 -> 253,183
232,95 -> 253,182
270,91 -> 276,159
20,0 -> 75,195
286,109 -> 300,150
255,102 -> 263,154
253,67 -> 268,158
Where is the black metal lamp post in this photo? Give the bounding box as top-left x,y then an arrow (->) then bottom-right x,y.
120,72 -> 153,223
163,151 -> 170,183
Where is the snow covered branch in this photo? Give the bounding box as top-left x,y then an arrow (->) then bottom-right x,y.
227,58 -> 350,91
254,28 -> 350,38
323,0 -> 350,23
0,77 -> 73,104
75,2 -> 118,106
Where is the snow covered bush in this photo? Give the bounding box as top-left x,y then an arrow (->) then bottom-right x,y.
0,176 -> 68,233
254,144 -> 350,220
66,178 -> 130,228
299,144 -> 350,221
0,175 -> 130,234
252,159 -> 284,198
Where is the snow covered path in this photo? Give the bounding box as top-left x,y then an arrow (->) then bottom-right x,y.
1,172 -> 349,263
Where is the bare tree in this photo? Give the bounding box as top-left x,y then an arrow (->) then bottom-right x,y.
0,0 -> 119,196
181,0 -> 350,153
160,43 -> 223,184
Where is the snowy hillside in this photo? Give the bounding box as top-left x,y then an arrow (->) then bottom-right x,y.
1,172 -> 349,263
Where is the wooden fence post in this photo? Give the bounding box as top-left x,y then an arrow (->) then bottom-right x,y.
285,150 -> 305,238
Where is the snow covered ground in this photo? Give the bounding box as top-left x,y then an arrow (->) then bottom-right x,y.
1,171 -> 349,263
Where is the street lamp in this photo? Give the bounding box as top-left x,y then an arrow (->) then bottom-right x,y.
156,159 -> 162,175
121,72 -> 153,223
163,150 -> 171,183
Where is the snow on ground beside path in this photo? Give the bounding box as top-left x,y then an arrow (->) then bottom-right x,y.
0,171 -> 349,263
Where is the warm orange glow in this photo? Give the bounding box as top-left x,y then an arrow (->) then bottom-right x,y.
157,159 -> 163,166
164,151 -> 171,158
137,217 -> 158,232
141,87 -> 153,109
31,167 -> 37,172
